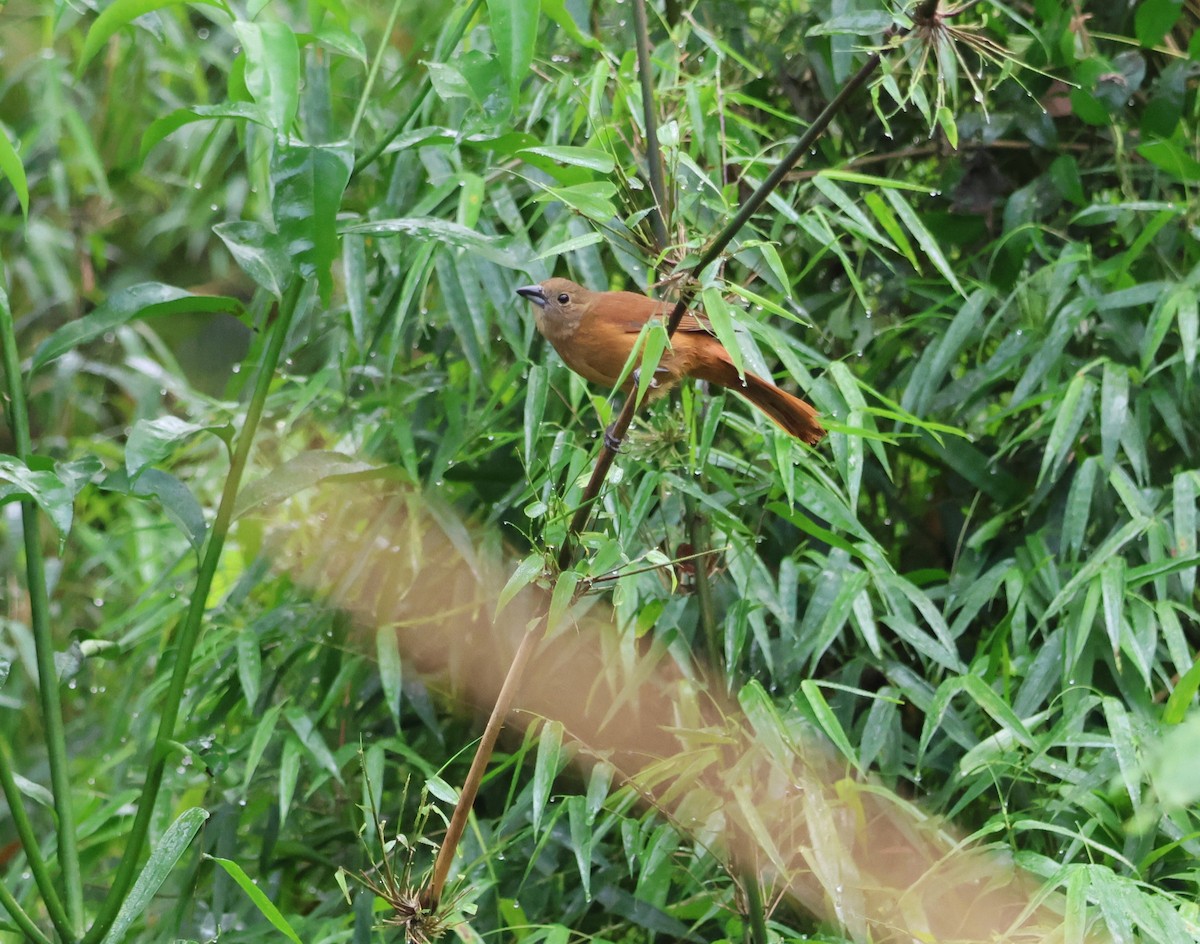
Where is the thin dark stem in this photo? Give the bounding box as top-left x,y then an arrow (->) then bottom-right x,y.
558,41 -> 890,566
421,619 -> 543,909
0,282 -> 84,935
633,0 -> 669,264
83,280 -> 305,944
914,0 -> 942,21
686,497 -> 721,671
353,0 -> 483,178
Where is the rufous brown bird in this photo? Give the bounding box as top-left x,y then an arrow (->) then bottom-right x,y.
516,278 -> 825,445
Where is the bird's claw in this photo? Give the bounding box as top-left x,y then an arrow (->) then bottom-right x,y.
631,367 -> 661,389
603,424 -> 623,452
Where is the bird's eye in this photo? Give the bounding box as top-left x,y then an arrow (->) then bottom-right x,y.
557,292 -> 570,304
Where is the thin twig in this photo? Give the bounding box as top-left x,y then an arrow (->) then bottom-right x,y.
353,0 -> 483,178
421,618 -> 543,909
633,0 -> 669,266
686,496 -> 722,671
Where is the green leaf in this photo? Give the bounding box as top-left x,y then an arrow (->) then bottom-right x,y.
99,808 -> 210,944
701,287 -> 744,378
1149,712 -> 1200,814
140,102 -> 269,164
425,61 -> 475,102
1102,697 -> 1141,807
863,191 -> 918,268
425,775 -> 459,804
800,680 -> 860,770
1099,362 -> 1129,470
31,283 -> 245,373
535,181 -> 618,222
80,0 -> 226,70
285,708 -> 342,782
881,189 -> 966,297
0,122 -> 29,219
207,856 -> 303,944
308,25 -> 368,63
1163,660 -> 1200,725
585,761 -> 613,822
0,458 -> 75,534
566,795 -> 593,898
1173,471 -> 1196,598
523,364 -> 549,462
99,467 -> 208,553
236,629 -> 261,707
936,105 -> 958,149
547,570 -> 580,633
636,320 -> 669,404
1137,137 -> 1200,182
376,627 -> 402,728
540,0 -> 602,50
1100,557 -> 1127,658
806,11 -> 895,34
126,416 -> 226,477
342,216 -> 528,269
496,553 -> 545,619
241,703 -> 282,791
213,221 -> 295,299
1063,456 -> 1099,558
234,19 -> 301,134
532,719 -> 564,834
279,737 -> 300,823
961,675 -> 1035,748
271,140 -> 354,305
234,451 -> 378,519
487,0 -> 539,106
1037,373 -> 1094,487
1136,0 -> 1184,47
517,145 -> 615,174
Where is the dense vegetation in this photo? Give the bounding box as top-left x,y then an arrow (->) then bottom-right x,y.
1,1 -> 1199,942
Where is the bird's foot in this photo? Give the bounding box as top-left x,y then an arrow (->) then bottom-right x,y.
603,424 -> 623,452
631,367 -> 662,389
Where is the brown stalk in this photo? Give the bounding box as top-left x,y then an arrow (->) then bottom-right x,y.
424,0 -> 948,915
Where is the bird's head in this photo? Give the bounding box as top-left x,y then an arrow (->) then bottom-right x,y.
516,278 -> 592,334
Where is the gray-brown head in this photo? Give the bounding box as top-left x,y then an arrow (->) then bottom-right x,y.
515,278 -> 595,343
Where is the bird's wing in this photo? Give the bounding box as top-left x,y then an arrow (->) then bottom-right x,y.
674,310 -> 715,334
617,307 -> 714,335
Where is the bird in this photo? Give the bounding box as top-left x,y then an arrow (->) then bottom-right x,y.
516,278 -> 825,446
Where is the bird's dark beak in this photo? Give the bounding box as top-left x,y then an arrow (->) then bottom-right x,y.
516,284 -> 547,308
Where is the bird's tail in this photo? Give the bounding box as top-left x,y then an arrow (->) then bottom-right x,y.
692,354 -> 825,446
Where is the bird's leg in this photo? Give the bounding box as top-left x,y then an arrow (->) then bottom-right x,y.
605,367 -> 671,450
630,366 -> 667,390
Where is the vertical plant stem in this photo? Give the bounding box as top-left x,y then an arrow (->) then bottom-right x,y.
0,740 -> 72,940
742,865 -> 769,944
633,0 -> 669,262
353,0 -> 483,177
421,619 -> 543,909
685,496 -> 721,671
348,0 -> 404,140
0,876 -> 53,944
83,280 -> 305,944
0,282 -> 85,935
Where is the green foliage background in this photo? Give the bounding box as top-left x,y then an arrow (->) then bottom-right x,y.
1,0 -> 1199,942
